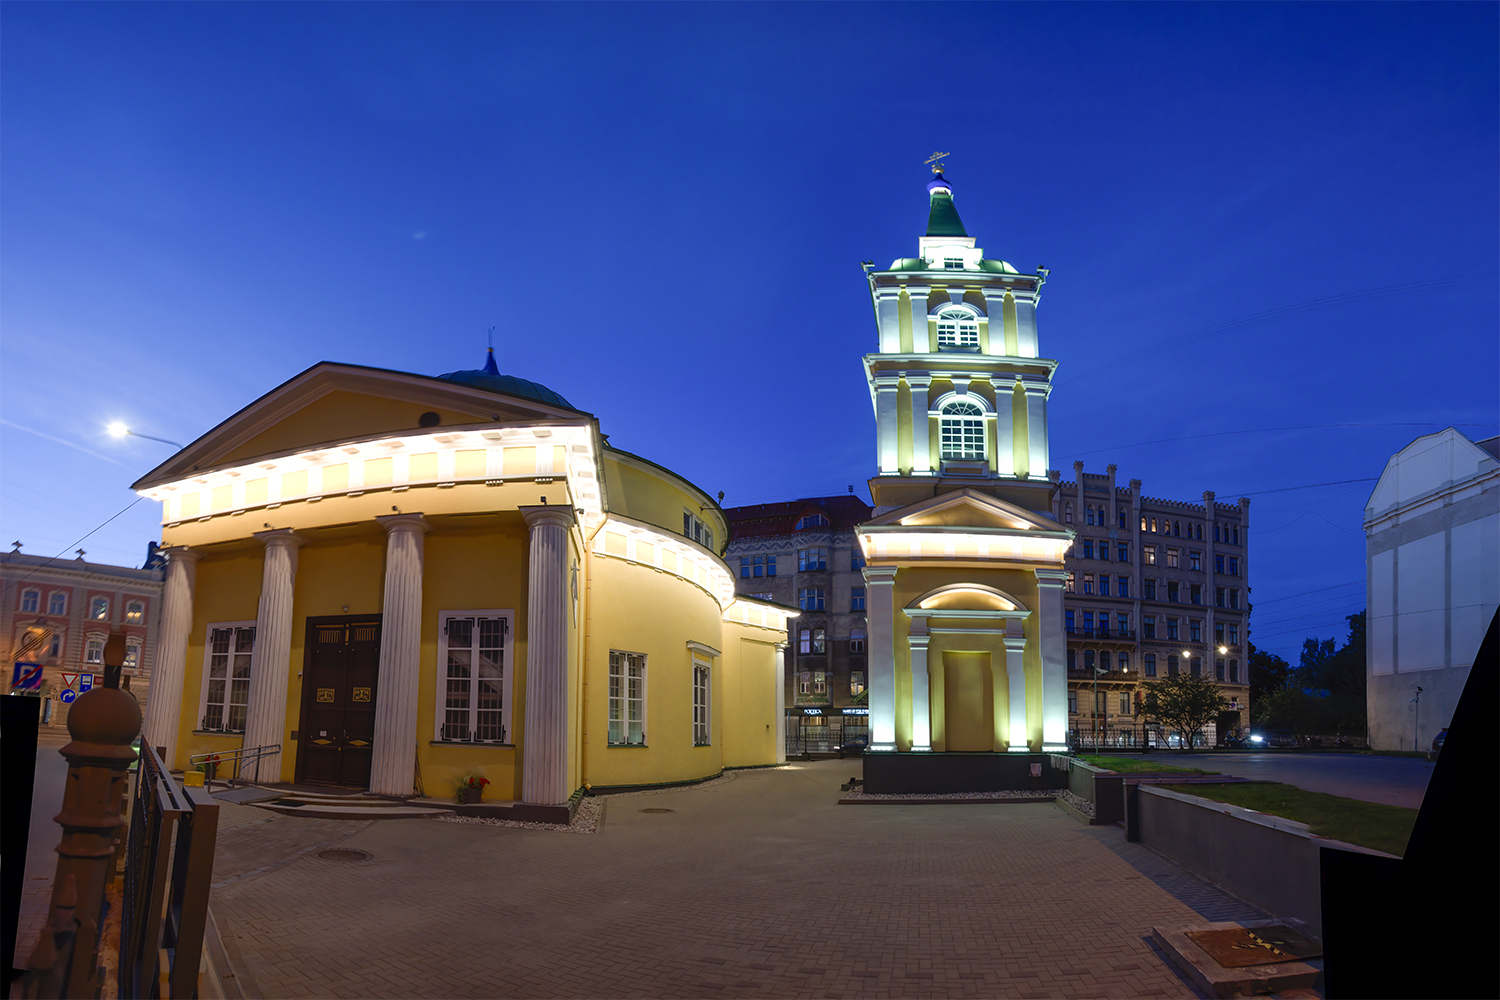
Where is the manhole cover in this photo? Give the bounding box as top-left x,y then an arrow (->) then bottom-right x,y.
318,849 -> 370,862
639,808 -> 675,814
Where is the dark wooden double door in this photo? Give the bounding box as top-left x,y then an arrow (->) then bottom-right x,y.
297,617 -> 380,787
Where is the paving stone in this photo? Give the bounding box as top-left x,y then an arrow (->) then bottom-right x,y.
206,760 -> 1269,997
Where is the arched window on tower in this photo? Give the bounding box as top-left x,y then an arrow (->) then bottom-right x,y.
939,400 -> 985,461
935,308 -> 980,349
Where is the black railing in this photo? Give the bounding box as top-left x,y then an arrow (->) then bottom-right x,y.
786,721 -> 868,757
1066,627 -> 1138,640
121,745 -> 220,999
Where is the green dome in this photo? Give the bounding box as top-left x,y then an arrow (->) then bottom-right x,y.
437,350 -> 576,410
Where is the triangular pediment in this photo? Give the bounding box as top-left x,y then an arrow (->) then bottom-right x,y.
132,362 -> 591,490
863,488 -> 1067,534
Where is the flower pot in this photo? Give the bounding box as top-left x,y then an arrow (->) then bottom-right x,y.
463,787 -> 481,804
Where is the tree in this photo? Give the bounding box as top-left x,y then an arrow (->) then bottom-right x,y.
1142,672 -> 1229,749
1248,643 -> 1291,713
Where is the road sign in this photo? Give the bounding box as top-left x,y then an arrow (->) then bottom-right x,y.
80,674 -> 95,692
61,672 -> 79,689
60,689 -> 77,704
12,662 -> 43,690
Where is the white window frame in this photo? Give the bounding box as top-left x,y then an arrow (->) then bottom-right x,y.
125,599 -> 145,624
935,307 -> 979,347
939,400 -> 986,460
692,656 -> 711,746
84,633 -> 106,664
90,596 -> 110,621
435,609 -> 513,743
609,650 -> 647,746
124,640 -> 141,672
20,588 -> 40,613
48,591 -> 67,615
199,621 -> 256,733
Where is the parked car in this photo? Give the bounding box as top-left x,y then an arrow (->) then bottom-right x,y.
1269,730 -> 1298,748
1431,728 -> 1447,754
837,734 -> 869,758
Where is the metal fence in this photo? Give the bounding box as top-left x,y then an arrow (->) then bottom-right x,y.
787,719 -> 867,756
1068,724 -> 1216,751
120,744 -> 220,999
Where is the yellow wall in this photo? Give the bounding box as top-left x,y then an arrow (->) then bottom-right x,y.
719,624 -> 783,767
174,550 -> 263,770
887,565 -> 1043,752
583,553 -> 725,788
602,452 -> 726,553
417,521 -> 532,801
217,390 -> 498,466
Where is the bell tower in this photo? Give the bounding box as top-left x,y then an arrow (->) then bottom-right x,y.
863,163 -> 1056,517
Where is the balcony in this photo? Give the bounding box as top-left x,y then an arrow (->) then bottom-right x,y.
1066,627 -> 1137,641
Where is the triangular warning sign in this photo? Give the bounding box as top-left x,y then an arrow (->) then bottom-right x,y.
61,672 -> 79,689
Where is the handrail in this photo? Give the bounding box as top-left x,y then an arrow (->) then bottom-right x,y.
190,743 -> 281,786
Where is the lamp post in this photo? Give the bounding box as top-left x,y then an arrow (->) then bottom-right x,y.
107,423 -> 184,449
1411,685 -> 1423,752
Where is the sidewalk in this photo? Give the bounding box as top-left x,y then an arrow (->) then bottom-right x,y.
204,760 -> 1271,998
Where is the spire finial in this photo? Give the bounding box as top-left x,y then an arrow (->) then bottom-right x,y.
925,151 -> 950,174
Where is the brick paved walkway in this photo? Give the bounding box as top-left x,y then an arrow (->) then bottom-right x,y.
208,761 -> 1266,998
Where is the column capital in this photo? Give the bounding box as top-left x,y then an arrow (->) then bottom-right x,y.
520,505 -> 577,531
1034,567 -> 1070,587
872,374 -> 902,392
376,512 -> 430,535
905,373 -> 932,389
252,527 -> 305,548
162,545 -> 200,565
862,565 -> 899,586
907,632 -> 930,650
1002,634 -> 1029,653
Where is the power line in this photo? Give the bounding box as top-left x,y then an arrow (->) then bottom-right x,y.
0,497 -> 146,600
1253,581 -> 1363,606
1070,421 -> 1498,460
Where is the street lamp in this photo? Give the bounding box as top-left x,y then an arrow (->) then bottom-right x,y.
108,423 -> 184,449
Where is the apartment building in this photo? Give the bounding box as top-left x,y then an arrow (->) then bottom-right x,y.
2,546 -> 164,725
723,496 -> 871,746
1052,462 -> 1251,745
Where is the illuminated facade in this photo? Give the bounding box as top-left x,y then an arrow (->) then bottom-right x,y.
133,355 -> 794,812
723,496 -> 871,747
1053,463 -> 1251,744
859,170 -> 1072,755
1364,429 -> 1499,751
2,549 -> 163,725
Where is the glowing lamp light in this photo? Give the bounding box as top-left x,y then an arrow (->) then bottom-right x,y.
1182,650 -> 1192,659
1219,645 -> 1229,654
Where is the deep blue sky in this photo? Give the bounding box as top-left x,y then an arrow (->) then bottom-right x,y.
3,2 -> 1496,664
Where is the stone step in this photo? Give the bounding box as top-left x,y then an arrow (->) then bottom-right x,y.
254,800 -> 449,821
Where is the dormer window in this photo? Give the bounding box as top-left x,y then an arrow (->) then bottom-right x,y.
794,514 -> 829,530
943,257 -> 964,270
939,400 -> 986,460
936,309 -> 979,349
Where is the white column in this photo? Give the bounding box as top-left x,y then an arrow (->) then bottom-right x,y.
874,376 -> 901,474
521,505 -> 576,806
241,530 -> 304,770
865,566 -> 899,750
1004,633 -> 1029,752
908,375 -> 932,474
876,288 -> 903,353
774,642 -> 788,765
909,631 -> 931,751
1035,568 -> 1070,751
1024,383 -> 1050,481
1015,295 -> 1040,358
369,513 -> 428,795
142,547 -> 198,768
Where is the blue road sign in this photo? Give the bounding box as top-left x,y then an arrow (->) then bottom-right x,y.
60,689 -> 78,704
80,674 -> 95,692
12,661 -> 43,690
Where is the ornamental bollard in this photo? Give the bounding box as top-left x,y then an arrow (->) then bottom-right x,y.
15,632 -> 138,999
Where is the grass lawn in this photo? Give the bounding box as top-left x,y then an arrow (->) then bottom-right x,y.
1080,755 -> 1218,775
1160,782 -> 1419,857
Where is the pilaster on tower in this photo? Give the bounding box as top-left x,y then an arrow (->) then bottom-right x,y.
863,169 -> 1060,516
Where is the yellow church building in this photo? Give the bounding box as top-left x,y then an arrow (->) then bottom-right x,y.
857,164 -> 1074,790
134,354 -> 796,818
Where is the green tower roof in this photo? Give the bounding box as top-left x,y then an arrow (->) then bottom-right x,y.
925,173 -> 968,238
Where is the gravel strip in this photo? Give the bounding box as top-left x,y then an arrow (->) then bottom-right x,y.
841,787 -> 1060,801
1059,789 -> 1095,817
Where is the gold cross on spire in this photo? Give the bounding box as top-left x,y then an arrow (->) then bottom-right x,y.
925,151 -> 950,174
